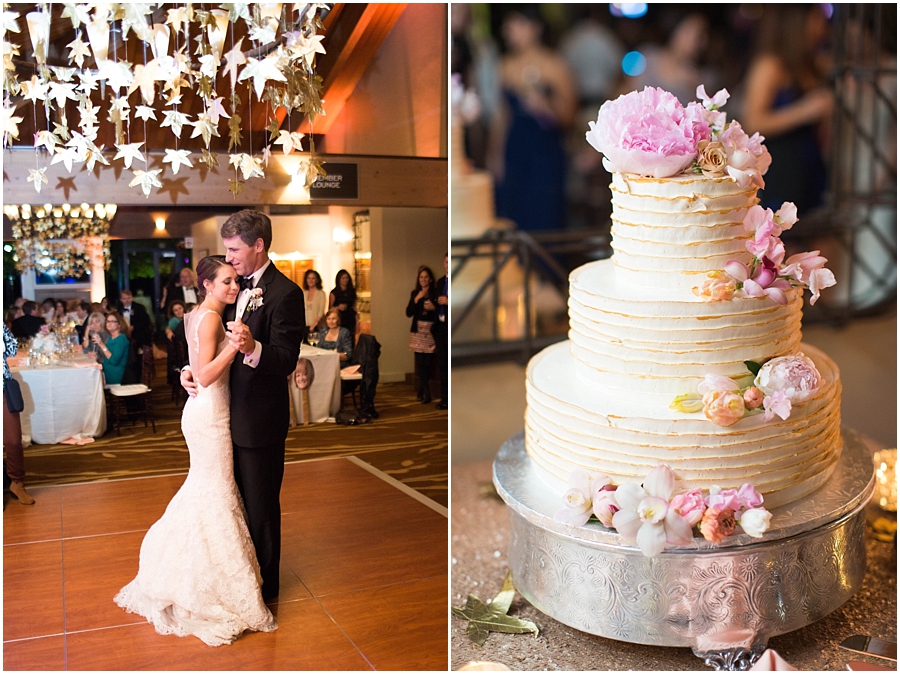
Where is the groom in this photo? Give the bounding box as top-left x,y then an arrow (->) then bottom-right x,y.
184,210 -> 305,601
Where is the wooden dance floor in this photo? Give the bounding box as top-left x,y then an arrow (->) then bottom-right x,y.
3,457 -> 448,670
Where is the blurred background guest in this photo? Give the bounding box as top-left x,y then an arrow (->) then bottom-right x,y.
434,254 -> 449,411
5,306 -> 22,331
11,301 -> 45,340
165,301 -> 186,342
742,3 -> 833,215
406,266 -> 438,404
3,324 -> 33,505
329,269 -> 358,338
490,5 -> 577,232
74,301 -> 91,341
83,312 -> 109,361
303,270 -> 327,335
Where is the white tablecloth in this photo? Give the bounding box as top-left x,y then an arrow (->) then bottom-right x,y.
11,361 -> 107,444
289,345 -> 341,424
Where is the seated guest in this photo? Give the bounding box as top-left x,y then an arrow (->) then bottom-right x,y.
74,301 -> 91,340
317,309 -> 352,362
11,301 -> 46,339
5,306 -> 22,331
93,311 -> 130,385
165,301 -> 186,341
40,298 -> 56,323
83,312 -> 110,360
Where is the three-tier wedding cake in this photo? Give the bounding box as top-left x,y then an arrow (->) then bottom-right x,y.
525,87 -> 840,551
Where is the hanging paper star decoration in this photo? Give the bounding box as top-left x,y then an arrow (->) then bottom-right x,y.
163,148 -> 194,175
28,167 -> 48,193
129,169 -> 163,197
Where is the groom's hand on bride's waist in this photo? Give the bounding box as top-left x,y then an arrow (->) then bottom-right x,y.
180,366 -> 198,398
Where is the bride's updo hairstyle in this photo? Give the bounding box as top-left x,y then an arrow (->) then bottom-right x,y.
196,255 -> 231,302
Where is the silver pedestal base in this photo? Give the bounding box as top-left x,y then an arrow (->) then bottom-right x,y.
493,428 -> 874,667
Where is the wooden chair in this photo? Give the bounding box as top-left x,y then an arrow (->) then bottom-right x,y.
107,347 -> 157,435
339,369 -> 363,410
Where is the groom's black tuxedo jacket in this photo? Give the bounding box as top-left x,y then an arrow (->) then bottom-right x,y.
225,263 -> 306,448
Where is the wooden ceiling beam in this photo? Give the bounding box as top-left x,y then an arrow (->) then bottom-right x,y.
298,3 -> 406,135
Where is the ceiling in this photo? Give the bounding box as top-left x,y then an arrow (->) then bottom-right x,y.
6,3 -> 407,155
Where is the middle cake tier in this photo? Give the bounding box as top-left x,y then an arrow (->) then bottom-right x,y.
569,259 -> 804,400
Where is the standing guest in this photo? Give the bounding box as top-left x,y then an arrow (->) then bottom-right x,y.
3,324 -> 34,505
82,312 -> 110,361
742,4 -> 832,214
317,309 -> 353,362
74,301 -> 91,341
433,253 -> 449,410
406,265 -> 438,404
118,289 -> 153,347
94,311 -> 130,385
11,301 -> 46,339
329,269 -> 358,338
100,296 -> 110,313
162,268 -> 200,314
302,270 -> 327,334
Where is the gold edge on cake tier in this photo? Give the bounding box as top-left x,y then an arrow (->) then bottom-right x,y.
525,400 -> 840,468
525,384 -> 839,451
569,330 -> 799,361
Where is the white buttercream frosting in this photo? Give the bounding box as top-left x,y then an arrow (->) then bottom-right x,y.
524,173 -> 843,510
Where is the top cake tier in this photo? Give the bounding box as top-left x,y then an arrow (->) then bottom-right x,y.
610,173 -> 758,292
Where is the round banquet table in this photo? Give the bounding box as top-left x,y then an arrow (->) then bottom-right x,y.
289,344 -> 342,424
451,458 -> 897,671
11,358 -> 107,445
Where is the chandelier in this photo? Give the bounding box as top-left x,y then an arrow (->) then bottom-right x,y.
3,202 -> 116,278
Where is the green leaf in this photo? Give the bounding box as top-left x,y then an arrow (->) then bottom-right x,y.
452,571 -> 539,647
744,360 -> 762,377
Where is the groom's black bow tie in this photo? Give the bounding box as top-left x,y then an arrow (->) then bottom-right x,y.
240,277 -> 254,291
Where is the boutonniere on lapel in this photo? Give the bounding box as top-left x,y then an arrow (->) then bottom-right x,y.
247,287 -> 264,312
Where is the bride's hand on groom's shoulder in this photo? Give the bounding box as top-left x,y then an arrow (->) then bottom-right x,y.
180,366 -> 198,398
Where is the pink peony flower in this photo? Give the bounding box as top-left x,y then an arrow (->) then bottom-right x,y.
702,389 -> 746,426
762,390 -> 792,422
670,488 -> 706,526
699,505 -> 737,543
739,508 -> 772,538
693,270 -> 736,302
743,386 -> 764,409
586,87 -> 711,178
754,354 -> 821,403
612,465 -> 693,557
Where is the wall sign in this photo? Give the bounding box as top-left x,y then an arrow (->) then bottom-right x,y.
310,163 -> 359,200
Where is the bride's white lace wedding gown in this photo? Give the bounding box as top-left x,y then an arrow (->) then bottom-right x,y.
114,309 -> 277,646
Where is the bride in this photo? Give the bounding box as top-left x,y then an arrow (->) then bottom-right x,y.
115,255 -> 277,646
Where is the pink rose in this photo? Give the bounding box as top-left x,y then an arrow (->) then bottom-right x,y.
699,505 -> 737,543
692,270 -> 736,302
702,389 -> 746,426
586,87 -> 711,178
743,386 -> 764,409
754,354 -> 821,403
670,488 -> 706,526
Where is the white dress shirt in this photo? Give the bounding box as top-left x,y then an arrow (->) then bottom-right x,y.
235,260 -> 271,369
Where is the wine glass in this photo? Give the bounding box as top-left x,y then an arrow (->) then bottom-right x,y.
309,332 -> 320,348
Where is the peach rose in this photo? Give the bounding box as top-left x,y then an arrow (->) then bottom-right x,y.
743,386 -> 764,409
702,389 -> 746,426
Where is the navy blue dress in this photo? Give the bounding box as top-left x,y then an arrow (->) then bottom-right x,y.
495,89 -> 567,231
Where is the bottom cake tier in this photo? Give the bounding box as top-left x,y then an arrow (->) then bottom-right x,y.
525,342 -> 842,509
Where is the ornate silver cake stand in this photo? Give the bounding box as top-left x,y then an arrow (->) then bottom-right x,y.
493,428 -> 875,671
